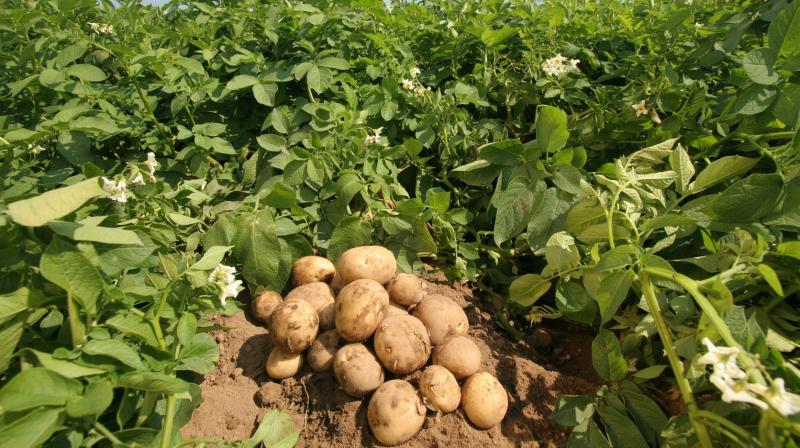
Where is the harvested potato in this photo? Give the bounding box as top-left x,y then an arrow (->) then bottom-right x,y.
418,365 -> 460,413
334,279 -> 389,342
250,290 -> 282,325
331,271 -> 345,292
307,329 -> 340,372
265,345 -> 303,380
292,255 -> 335,286
333,343 -> 384,397
433,335 -> 481,379
337,246 -> 397,285
461,372 -> 508,429
386,273 -> 425,307
385,300 -> 408,316
367,380 -> 426,446
286,282 -> 336,330
373,314 -> 431,375
412,294 -> 468,345
270,298 -> 319,353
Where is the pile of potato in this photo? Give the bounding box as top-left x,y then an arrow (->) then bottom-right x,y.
250,246 -> 508,446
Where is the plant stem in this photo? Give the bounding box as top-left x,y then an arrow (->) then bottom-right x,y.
151,279 -> 176,350
695,410 -> 756,447
640,273 -> 713,448
94,422 -> 123,444
159,394 -> 177,448
130,73 -> 171,143
66,290 -> 84,348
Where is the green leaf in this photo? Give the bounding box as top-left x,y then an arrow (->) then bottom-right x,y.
0,315 -> 26,373
117,372 -> 190,394
317,57 -> 351,70
242,410 -> 299,448
65,63 -> 107,82
689,156 -> 759,194
226,74 -> 259,90
710,174 -> 782,223
669,144 -> 695,195
757,264 -> 784,296
234,211 -> 282,292
765,176 -> 800,229
552,395 -> 595,427
770,83 -> 800,127
167,213 -> 202,226
596,404 -> 648,448
40,237 -> 105,314
594,270 -> 634,325
0,367 -> 82,411
306,64 -> 321,92
768,0 -> 800,59
509,274 -> 551,307
426,188 -> 451,214
21,349 -> 106,378
743,48 -> 780,85
633,365 -> 668,379
66,380 -> 113,417
176,314 -> 197,347
253,83 -> 278,106
328,216 -> 372,261
0,408 -> 64,448
269,108 -> 290,134
48,221 -> 143,245
733,84 -> 777,115
536,105 -> 569,154
106,314 -> 159,348
555,281 -> 597,325
450,160 -> 503,186
566,420 -> 611,448
0,288 -> 48,323
7,177 -> 105,227
177,333 -> 219,374
83,339 -> 145,369
189,245 -> 233,272
70,116 -> 120,134
621,383 -> 668,446
591,330 -> 628,382
493,178 -> 538,245
480,25 -> 517,48
478,139 -> 524,166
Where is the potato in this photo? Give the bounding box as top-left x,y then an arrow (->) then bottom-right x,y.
334,279 -> 389,342
385,300 -> 408,316
386,273 -> 425,307
367,380 -> 426,446
251,290 -> 282,325
307,329 -> 340,372
418,365 -> 460,413
433,335 -> 481,379
337,246 -> 397,285
411,294 -> 468,345
333,343 -> 384,398
285,282 -> 336,330
331,271 -> 345,292
373,314 -> 431,375
266,345 -> 303,380
270,298 -> 319,353
292,255 -> 335,286
461,372 -> 508,429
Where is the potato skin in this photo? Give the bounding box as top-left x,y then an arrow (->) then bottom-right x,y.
285,282 -> 336,330
251,290 -> 282,325
337,246 -> 397,285
412,295 -> 469,345
386,273 -> 425,307
333,343 -> 384,398
373,314 -> 431,375
433,335 -> 481,379
461,372 -> 508,429
307,329 -> 340,372
419,365 -> 460,413
334,279 -> 389,342
292,256 -> 335,286
266,346 -> 303,380
270,298 -> 319,353
385,300 -> 408,317
367,380 -> 426,446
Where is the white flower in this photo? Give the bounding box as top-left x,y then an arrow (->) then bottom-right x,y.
649,108 -> 662,124
749,378 -> 800,416
414,85 -> 431,96
130,173 -> 145,185
401,78 -> 414,90
541,55 -> 580,78
144,152 -> 158,176
698,338 -> 746,380
695,22 -> 704,28
552,53 -> 567,65
102,177 -> 129,203
446,20 -> 455,29
364,127 -> 385,146
632,100 -> 648,117
569,59 -> 580,70
710,373 -> 768,409
208,264 -> 242,305
88,22 -> 113,35
410,66 -> 421,78
218,279 -> 242,305
28,143 -> 44,155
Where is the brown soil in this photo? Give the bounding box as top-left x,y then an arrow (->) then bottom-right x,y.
182,280 -> 601,447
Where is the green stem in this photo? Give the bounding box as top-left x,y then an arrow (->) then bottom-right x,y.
66,290 -> 84,348
130,73 -> 170,143
640,273 -> 713,448
695,410 -> 757,447
150,279 -> 176,350
159,394 -> 177,448
94,422 -> 123,445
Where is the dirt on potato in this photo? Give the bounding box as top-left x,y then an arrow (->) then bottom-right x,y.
182,279 -> 601,447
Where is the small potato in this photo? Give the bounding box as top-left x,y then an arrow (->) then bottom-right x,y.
270,298 -> 319,353
333,343 -> 384,398
266,346 -> 303,380
307,329 -> 340,372
367,380 -> 426,446
251,290 -> 282,325
412,295 -> 468,345
373,314 -> 431,375
286,282 -> 336,330
386,273 -> 425,307
337,246 -> 397,285
418,365 -> 460,413
461,372 -> 508,429
385,300 -> 408,317
292,256 -> 335,286
433,335 -> 481,379
335,279 -> 389,342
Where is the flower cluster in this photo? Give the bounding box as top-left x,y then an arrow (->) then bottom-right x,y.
541,54 -> 580,78
401,67 -> 431,96
87,22 -> 114,35
102,177 -> 129,203
631,100 -> 661,123
699,338 -> 800,416
28,143 -> 44,155
208,264 -> 243,305
364,127 -> 385,145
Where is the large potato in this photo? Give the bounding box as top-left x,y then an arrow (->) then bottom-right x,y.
373,314 -> 431,375
333,343 -> 384,398
266,346 -> 303,380
386,273 -> 425,307
251,290 -> 282,325
367,380 -> 426,446
270,298 -> 319,353
461,372 -> 508,429
433,335 -> 481,379
337,246 -> 397,285
385,300 -> 408,317
292,256 -> 335,286
307,329 -> 340,372
412,294 -> 468,345
418,365 -> 460,413
334,279 -> 389,342
286,282 -> 336,330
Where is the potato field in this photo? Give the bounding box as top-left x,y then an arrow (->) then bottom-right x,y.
1,0 -> 800,446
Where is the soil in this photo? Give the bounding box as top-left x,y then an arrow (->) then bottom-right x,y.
182,280 -> 601,447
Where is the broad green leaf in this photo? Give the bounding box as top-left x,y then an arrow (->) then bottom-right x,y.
234,211 -> 282,292
591,329 -> 627,382
450,159 -> 502,186
710,174 -> 782,223
743,48 -> 780,85
21,349 -> 105,378
633,365 -> 667,379
0,288 -> 47,323
269,108 -> 290,134
83,339 -> 145,369
621,382 -> 668,446
770,83 -> 800,127
765,176 -> 800,229
328,216 -> 372,261
70,116 -> 120,134
253,83 -> 278,106
54,43 -> 87,68
317,57 -> 350,70
0,367 -> 82,411
106,313 -> 159,348
174,56 -> 205,75
536,105 -> 569,154
7,177 -> 105,227
0,315 -> 25,373
566,419 -> 611,448
242,410 -> 300,448
596,404 -> 648,448
117,372 -> 190,394
593,245 -> 635,272
669,144 -> 694,195
0,408 -> 64,448
176,314 -> 197,347
306,64 -> 321,92
226,74 -> 259,90
177,333 -> 219,374
426,188 -> 451,214
48,221 -> 143,245
167,213 -> 202,226
733,84 -> 777,115
65,63 -> 107,82
757,264 -> 784,296
189,245 -> 233,272
594,270 -> 634,324
478,139 -> 524,166
768,0 -> 800,58
494,178 -> 538,245
40,237 -> 105,314
555,281 -> 597,325
509,273 -> 551,307
689,156 -> 759,194
639,214 -> 694,233
66,380 -> 113,417
551,395 -> 595,427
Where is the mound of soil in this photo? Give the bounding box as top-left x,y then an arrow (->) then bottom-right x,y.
182,280 -> 601,447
